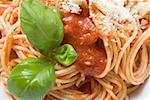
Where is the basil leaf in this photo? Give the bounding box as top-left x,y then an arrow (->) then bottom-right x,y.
8,57 -> 56,100
54,44 -> 77,66
20,0 -> 64,55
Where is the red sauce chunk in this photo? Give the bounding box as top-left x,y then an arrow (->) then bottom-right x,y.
63,13 -> 107,76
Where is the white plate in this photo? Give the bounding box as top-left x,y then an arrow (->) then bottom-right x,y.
129,78 -> 150,100
0,78 -> 149,100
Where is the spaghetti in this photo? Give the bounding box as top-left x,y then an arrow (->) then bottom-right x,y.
0,0 -> 150,100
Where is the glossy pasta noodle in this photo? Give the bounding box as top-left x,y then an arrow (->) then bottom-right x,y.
0,0 -> 150,100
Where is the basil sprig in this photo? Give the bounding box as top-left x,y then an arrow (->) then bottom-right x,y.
8,0 -> 77,99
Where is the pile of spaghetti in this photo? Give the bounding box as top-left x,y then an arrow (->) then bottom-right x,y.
0,0 -> 150,100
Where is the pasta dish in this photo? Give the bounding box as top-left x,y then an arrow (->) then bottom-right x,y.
0,0 -> 150,100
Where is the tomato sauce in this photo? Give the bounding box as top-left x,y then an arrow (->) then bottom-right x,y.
0,8 -> 5,15
62,12 -> 107,76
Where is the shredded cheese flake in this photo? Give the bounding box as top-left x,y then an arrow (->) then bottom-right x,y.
61,0 -> 82,14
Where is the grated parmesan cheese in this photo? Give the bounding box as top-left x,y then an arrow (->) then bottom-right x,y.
93,0 -> 133,22
89,0 -> 134,35
61,0 -> 82,14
